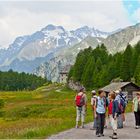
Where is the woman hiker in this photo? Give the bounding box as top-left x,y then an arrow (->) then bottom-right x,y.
94,90 -> 106,137
108,91 -> 119,139
90,90 -> 97,130
75,87 -> 87,128
132,92 -> 140,129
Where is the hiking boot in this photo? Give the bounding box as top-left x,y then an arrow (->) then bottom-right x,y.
110,133 -> 118,139
75,125 -> 79,129
81,125 -> 85,128
123,121 -> 126,126
81,122 -> 85,128
104,125 -> 107,129
96,132 -> 98,135
97,134 -> 101,137
135,126 -> 139,129
101,134 -> 104,136
112,135 -> 118,139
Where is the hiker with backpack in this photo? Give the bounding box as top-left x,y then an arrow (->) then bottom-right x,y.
132,92 -> 140,129
121,93 -> 128,125
108,91 -> 119,139
75,87 -> 87,128
94,90 -> 106,137
115,90 -> 127,129
117,90 -> 128,125
90,90 -> 97,130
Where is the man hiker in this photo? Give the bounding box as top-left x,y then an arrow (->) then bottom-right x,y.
75,87 -> 87,128
132,92 -> 140,129
115,90 -> 127,129
94,90 -> 106,137
90,90 -> 97,130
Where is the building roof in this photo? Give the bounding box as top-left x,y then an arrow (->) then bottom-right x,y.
100,82 -> 139,92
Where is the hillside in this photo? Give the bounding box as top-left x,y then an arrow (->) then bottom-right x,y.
68,42 -> 140,89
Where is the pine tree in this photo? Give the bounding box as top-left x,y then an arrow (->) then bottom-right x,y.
98,66 -> 109,87
92,57 -> 104,88
73,47 -> 92,82
99,43 -> 109,64
134,56 -> 140,85
131,41 -> 140,76
92,67 -> 99,88
120,44 -> 132,81
96,58 -> 102,71
81,56 -> 95,89
68,66 -> 74,81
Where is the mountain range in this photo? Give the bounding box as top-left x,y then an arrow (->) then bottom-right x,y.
0,24 -> 110,73
0,23 -> 140,82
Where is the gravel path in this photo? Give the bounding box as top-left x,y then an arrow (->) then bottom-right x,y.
48,113 -> 140,139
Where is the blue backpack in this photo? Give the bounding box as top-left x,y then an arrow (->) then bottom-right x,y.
118,94 -> 127,114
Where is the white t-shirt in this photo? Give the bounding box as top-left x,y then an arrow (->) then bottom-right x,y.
91,95 -> 97,106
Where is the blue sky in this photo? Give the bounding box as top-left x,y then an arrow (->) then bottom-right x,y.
123,0 -> 140,23
0,0 -> 140,49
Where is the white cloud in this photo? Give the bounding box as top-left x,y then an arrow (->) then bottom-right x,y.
0,1 -> 133,49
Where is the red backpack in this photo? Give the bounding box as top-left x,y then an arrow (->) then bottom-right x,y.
76,93 -> 85,107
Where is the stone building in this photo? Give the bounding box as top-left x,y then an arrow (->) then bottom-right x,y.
59,65 -> 72,84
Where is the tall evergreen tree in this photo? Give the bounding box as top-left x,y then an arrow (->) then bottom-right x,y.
73,47 -> 92,82
98,66 -> 109,87
120,44 -> 132,81
96,58 -> 102,71
81,56 -> 95,89
131,41 -> 140,76
134,56 -> 140,85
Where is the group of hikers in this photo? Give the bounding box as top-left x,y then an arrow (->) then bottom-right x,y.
75,87 -> 140,139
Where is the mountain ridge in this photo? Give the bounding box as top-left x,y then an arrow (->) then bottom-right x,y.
34,23 -> 140,82
0,24 -> 111,73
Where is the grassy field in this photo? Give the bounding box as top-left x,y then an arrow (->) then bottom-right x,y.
0,84 -> 132,139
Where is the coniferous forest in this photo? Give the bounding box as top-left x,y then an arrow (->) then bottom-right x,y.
68,41 -> 140,90
0,70 -> 47,91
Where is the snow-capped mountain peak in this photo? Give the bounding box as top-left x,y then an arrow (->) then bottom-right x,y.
41,24 -> 66,36
0,24 -> 111,72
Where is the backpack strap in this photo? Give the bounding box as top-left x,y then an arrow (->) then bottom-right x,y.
95,97 -> 99,108
81,93 -> 84,98
95,97 -> 106,108
119,94 -> 125,102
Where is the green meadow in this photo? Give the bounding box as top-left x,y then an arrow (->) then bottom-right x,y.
0,84 -> 132,139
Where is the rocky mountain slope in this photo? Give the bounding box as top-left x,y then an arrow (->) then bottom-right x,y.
0,24 -> 109,73
35,23 -> 140,82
